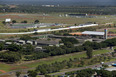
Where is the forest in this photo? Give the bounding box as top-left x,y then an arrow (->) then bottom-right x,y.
0,5 -> 116,14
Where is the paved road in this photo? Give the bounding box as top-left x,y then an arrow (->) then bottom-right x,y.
0,24 -> 98,35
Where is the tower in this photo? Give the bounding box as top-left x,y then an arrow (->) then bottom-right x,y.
104,29 -> 108,39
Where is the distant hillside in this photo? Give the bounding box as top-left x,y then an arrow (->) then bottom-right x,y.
0,0 -> 116,6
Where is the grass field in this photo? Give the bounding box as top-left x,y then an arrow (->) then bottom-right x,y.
109,29 -> 116,33
0,13 -> 115,37
0,64 -> 11,73
0,13 -> 116,26
0,14 -> 114,24
0,49 -> 111,74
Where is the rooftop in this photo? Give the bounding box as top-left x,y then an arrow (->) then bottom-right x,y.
5,18 -> 11,22
36,39 -> 60,45
82,31 -> 104,36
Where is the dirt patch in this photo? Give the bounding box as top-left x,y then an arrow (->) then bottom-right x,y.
10,66 -> 28,70
0,70 -> 6,73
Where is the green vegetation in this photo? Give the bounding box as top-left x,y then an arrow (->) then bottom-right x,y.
16,71 -> 21,77
0,37 -> 115,63
35,50 -> 113,75
60,37 -> 79,44
0,52 -> 21,62
85,46 -> 93,59
23,49 -> 111,68
12,20 -> 17,24
0,48 -> 111,73
34,20 -> 39,24
27,70 -> 37,77
65,68 -> 116,77
1,5 -> 116,15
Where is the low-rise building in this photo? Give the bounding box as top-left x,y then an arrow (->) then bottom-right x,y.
5,42 -> 12,45
18,40 -> 26,45
26,41 -> 33,45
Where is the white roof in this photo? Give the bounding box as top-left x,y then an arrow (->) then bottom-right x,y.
82,31 -> 104,35
5,18 -> 11,22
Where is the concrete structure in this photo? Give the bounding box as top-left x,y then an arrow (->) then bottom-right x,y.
70,31 -> 104,36
84,39 -> 93,42
67,14 -> 96,18
5,18 -> 11,23
5,42 -> 12,45
11,23 -> 37,29
104,29 -> 108,39
11,23 -> 65,29
32,41 -> 37,45
68,14 -> 88,18
106,67 -> 116,71
37,40 -> 60,46
0,39 -> 5,42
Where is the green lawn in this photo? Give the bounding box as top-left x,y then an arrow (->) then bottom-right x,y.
0,63 -> 11,73
109,29 -> 116,33
93,49 -> 111,55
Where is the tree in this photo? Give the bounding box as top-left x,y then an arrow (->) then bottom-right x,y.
99,70 -> 112,77
1,52 -> 21,62
85,46 -> 93,59
61,37 -> 79,44
21,20 -> 27,23
22,44 -> 34,55
16,71 -> 21,77
34,20 -> 39,24
28,70 -> 37,77
45,75 -> 51,77
20,35 -> 32,41
112,71 -> 116,77
2,21 -> 6,25
7,43 -> 22,52
12,20 -> 16,24
64,42 -> 74,48
0,42 -> 4,51
76,69 -> 94,77
39,68 -> 47,75
94,22 -> 96,24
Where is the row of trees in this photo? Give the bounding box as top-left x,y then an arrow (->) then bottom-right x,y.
36,60 -> 72,75
65,68 -> 116,77
2,20 -> 39,25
